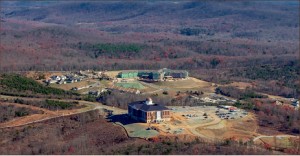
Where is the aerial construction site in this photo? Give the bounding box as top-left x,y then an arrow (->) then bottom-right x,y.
1,69 -> 298,155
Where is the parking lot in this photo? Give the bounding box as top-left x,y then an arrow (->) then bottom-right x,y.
215,108 -> 248,120
169,105 -> 248,121
170,106 -> 215,121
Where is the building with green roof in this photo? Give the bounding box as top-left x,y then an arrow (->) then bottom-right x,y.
117,68 -> 188,81
118,71 -> 138,78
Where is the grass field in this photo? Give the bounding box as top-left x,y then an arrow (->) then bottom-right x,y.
154,78 -> 213,90
100,80 -> 111,87
115,82 -> 145,89
123,123 -> 159,138
50,80 -> 94,90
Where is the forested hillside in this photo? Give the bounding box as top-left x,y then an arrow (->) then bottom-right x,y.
0,1 -> 299,98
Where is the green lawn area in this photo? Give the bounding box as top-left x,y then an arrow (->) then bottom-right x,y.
115,82 -> 145,89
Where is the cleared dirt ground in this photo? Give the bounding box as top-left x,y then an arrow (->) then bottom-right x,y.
104,70 -> 122,78
119,106 -> 258,142
196,112 -> 258,141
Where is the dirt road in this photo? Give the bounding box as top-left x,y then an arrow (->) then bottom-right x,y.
0,95 -> 127,129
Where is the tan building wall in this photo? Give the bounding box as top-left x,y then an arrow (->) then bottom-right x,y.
128,104 -> 171,123
145,110 -> 171,123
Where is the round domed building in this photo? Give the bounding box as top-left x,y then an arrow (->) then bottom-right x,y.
128,98 -> 171,123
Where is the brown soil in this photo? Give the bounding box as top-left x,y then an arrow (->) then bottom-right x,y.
257,126 -> 287,136
195,113 -> 259,141
104,71 -> 122,78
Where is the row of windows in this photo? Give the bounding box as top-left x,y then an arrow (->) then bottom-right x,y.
145,111 -> 170,116
129,108 -> 170,117
162,111 -> 170,115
